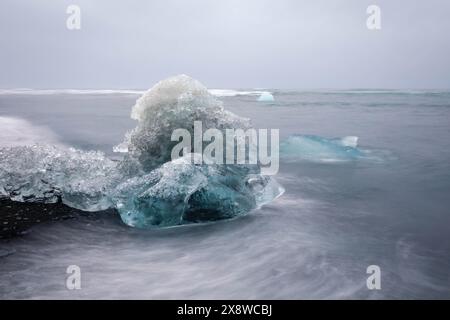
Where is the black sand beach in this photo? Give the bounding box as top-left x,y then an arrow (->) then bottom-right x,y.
0,199 -> 116,239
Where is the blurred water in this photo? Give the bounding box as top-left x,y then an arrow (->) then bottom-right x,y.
0,90 -> 449,299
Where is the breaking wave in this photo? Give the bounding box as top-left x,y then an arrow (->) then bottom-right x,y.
0,117 -> 62,148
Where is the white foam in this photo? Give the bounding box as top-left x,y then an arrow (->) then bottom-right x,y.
209,89 -> 271,97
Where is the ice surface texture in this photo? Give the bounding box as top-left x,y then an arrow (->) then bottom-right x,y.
0,145 -> 119,211
122,75 -> 251,171
112,154 -> 283,228
0,75 -> 284,228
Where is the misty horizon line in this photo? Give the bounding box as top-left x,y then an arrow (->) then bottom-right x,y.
1,87 -> 450,92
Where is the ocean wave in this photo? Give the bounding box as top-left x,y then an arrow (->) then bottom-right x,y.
304,89 -> 450,96
0,75 -> 283,228
0,116 -> 62,148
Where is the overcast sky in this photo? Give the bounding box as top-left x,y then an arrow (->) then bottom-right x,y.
1,0 -> 449,89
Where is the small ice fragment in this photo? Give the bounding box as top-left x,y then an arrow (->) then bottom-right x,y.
257,92 -> 274,102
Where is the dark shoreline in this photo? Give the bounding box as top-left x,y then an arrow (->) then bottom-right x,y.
0,199 -> 116,239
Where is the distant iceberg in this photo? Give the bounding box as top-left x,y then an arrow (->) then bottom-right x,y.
0,75 -> 284,229
257,92 -> 275,102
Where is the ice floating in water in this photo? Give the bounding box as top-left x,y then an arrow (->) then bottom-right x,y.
280,135 -> 362,162
0,75 -> 284,229
257,92 -> 274,102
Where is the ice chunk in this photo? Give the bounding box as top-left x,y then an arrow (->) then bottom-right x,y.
0,75 -> 284,228
121,74 -> 251,172
257,92 -> 274,102
0,145 -> 118,211
112,154 -> 283,228
280,135 -> 362,162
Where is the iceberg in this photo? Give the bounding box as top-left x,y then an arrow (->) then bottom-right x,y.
0,75 -> 284,229
257,92 -> 275,102
280,135 -> 362,162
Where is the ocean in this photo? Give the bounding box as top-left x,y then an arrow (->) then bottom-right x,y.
0,88 -> 449,299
